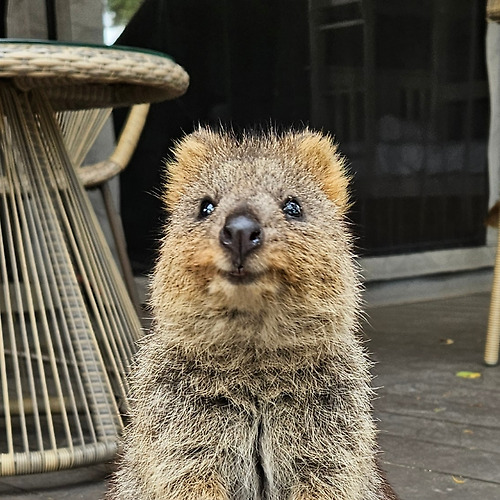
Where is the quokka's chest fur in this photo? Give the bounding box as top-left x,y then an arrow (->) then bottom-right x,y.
128,343 -> 378,500
145,341 -> 371,410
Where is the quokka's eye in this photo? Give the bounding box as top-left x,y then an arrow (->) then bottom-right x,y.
198,198 -> 216,219
282,197 -> 303,219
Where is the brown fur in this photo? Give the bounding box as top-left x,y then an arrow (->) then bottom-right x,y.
107,128 -> 397,500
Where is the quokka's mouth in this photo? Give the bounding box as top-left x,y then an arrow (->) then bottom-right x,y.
221,268 -> 261,285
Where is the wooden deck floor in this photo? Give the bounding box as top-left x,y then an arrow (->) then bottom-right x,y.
0,292 -> 498,499
368,292 -> 500,499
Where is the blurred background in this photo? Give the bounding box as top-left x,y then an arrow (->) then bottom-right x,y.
111,1 -> 495,308
2,0 -> 497,303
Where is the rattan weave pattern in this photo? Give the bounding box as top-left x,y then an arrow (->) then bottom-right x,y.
0,42 -> 189,110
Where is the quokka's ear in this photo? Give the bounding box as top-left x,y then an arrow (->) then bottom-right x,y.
164,128 -> 216,208
292,131 -> 351,214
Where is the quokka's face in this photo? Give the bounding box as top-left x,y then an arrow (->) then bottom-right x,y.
160,129 -> 352,312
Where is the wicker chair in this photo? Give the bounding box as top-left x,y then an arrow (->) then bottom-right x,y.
0,41 -> 188,475
485,203 -> 500,365
485,1 -> 500,366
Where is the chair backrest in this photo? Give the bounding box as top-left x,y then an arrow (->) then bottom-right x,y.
487,0 -> 500,22
57,103 -> 150,188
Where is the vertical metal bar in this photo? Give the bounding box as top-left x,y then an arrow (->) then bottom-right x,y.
463,0 -> 479,234
308,0 -> 327,128
362,0 -> 375,154
0,0 -> 7,38
45,0 -> 58,40
360,0 -> 376,250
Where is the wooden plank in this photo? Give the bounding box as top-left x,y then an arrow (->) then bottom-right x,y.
376,411 -> 500,453
379,433 -> 500,483
375,392 -> 500,429
382,461 -> 500,500
377,380 -> 500,411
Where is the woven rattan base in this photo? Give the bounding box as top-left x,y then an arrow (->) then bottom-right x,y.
0,82 -> 141,475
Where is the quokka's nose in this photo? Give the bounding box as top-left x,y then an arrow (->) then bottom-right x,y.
219,213 -> 263,267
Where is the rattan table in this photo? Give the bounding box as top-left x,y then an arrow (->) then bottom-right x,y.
0,41 -> 189,475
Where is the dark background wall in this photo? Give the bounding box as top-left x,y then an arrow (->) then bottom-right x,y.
114,0 -> 488,273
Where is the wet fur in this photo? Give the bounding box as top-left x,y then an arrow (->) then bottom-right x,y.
107,129 -> 397,499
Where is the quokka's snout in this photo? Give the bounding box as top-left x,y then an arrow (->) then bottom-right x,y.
219,209 -> 263,271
